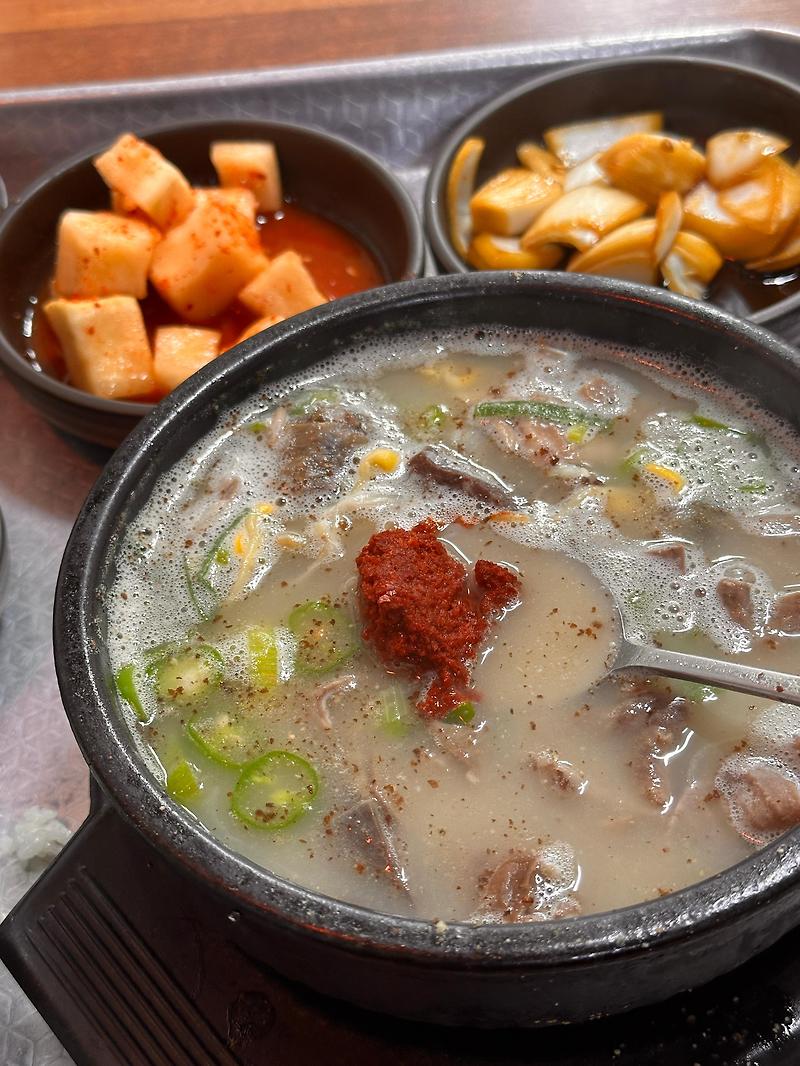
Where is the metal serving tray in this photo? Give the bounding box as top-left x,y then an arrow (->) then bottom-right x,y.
2,27 -> 800,1065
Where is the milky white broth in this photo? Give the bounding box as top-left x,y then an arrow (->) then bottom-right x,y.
107,329 -> 800,922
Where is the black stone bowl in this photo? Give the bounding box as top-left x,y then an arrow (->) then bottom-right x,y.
0,119 -> 424,448
425,56 -> 800,337
17,272 -> 800,1028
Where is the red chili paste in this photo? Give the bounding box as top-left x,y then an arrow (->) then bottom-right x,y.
356,519 -> 520,718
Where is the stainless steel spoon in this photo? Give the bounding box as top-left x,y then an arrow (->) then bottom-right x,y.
612,605 -> 800,706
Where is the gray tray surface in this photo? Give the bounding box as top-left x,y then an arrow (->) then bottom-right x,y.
1,28 -> 799,1064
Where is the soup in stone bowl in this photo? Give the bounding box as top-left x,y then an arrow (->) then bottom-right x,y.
52,273 -> 800,1026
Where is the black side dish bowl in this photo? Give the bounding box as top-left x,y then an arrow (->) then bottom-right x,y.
25,273 -> 800,1026
0,118 -> 425,448
425,56 -> 800,333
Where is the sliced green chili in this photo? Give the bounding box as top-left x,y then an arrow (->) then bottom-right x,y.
187,709 -> 261,768
114,663 -> 147,722
231,750 -> 319,830
473,399 -> 608,429
167,760 -> 200,801
142,639 -> 181,671
287,600 -> 358,676
445,701 -> 476,725
155,645 -> 224,705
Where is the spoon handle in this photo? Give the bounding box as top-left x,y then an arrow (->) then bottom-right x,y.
616,639 -> 800,707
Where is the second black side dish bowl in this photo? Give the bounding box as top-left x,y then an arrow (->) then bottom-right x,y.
3,272 -> 797,1028
425,56 -> 800,340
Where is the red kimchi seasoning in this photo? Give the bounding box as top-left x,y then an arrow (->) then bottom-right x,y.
356,519 -> 520,718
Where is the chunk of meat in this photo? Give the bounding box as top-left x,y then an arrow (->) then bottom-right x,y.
718,756 -> 800,845
217,475 -> 242,501
547,895 -> 583,919
611,682 -> 685,728
770,591 -> 800,635
478,852 -> 540,923
612,683 -> 688,808
281,408 -> 368,492
408,447 -> 513,507
579,376 -> 617,406
485,417 -> 575,469
183,460 -> 243,540
647,542 -> 686,572
333,797 -> 408,890
428,721 -> 481,764
266,405 -> 288,447
475,844 -> 580,923
717,577 -> 753,628
313,674 -> 356,730
639,723 -> 680,809
529,748 -> 586,793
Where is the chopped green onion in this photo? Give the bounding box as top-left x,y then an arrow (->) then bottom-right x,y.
670,681 -> 720,703
379,685 -> 413,737
690,413 -> 746,435
445,701 -> 476,725
231,751 -> 319,830
289,388 -> 340,416
689,413 -> 763,445
183,556 -> 208,619
618,448 -> 644,475
248,627 -> 280,689
114,663 -> 147,722
566,424 -> 589,444
187,709 -> 261,768
197,511 -> 250,581
473,400 -> 608,429
419,404 -> 450,430
184,510 -> 252,620
167,760 -> 200,801
625,588 -> 658,618
248,421 -> 267,434
154,645 -> 224,705
740,480 -> 769,494
287,600 -> 358,676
